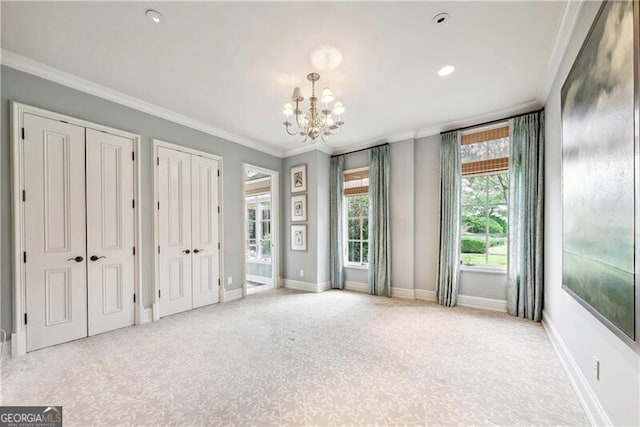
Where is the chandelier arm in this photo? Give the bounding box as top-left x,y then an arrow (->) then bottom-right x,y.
284,124 -> 298,136
294,99 -> 302,128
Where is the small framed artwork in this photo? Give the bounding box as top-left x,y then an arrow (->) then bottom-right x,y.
290,164 -> 307,194
291,224 -> 307,251
291,194 -> 307,222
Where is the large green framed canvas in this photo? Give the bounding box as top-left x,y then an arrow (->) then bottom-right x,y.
561,0 -> 640,350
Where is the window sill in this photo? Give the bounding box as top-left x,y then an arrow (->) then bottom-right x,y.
460,265 -> 507,275
246,258 -> 272,265
345,264 -> 369,271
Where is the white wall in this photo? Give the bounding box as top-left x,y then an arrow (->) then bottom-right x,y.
543,1 -> 640,425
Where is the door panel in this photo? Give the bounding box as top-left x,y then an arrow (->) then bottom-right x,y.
24,114 -> 87,352
86,129 -> 135,335
158,147 -> 193,316
191,156 -> 220,308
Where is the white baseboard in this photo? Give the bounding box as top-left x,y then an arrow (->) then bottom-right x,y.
246,274 -> 273,286
141,308 -> 153,324
415,289 -> 436,301
391,287 -> 415,299
152,303 -> 160,322
277,277 -> 284,288
10,331 -> 26,357
332,281 -> 505,312
542,312 -> 611,427
284,279 -> 330,293
224,287 -> 244,302
345,281 -> 368,293
457,294 -> 507,312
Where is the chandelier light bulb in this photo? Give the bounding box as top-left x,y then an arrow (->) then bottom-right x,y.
321,87 -> 334,104
283,102 -> 294,116
326,115 -> 335,127
333,101 -> 345,115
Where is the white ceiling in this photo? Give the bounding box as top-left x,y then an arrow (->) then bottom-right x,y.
2,1 -> 567,156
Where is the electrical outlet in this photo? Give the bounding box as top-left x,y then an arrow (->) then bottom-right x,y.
299,269 -> 304,277
227,276 -> 232,285
593,357 -> 600,380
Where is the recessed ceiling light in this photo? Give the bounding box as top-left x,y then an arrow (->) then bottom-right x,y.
432,13 -> 450,25
438,65 -> 455,77
146,9 -> 164,24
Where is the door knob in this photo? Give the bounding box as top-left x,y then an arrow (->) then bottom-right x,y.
90,255 -> 107,262
183,249 -> 191,254
193,249 -> 204,254
67,256 -> 84,263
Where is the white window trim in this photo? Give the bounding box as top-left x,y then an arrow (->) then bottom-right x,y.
342,175 -> 369,268
460,135 -> 509,270
460,265 -> 507,274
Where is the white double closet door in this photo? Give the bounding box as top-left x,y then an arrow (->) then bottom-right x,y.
23,114 -> 135,352
157,147 -> 220,317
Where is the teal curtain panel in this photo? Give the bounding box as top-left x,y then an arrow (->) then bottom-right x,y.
507,111 -> 545,321
368,145 -> 391,297
436,131 -> 461,307
330,155 -> 345,289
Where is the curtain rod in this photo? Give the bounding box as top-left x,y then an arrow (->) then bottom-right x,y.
331,142 -> 389,158
440,108 -> 544,135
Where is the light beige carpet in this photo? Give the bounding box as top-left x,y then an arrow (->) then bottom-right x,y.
1,289 -> 587,426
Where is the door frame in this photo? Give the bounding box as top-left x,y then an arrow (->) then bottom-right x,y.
241,163 -> 280,297
152,139 -> 224,320
10,101 -> 143,357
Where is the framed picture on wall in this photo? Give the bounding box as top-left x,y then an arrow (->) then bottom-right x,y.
290,194 -> 307,222
290,164 -> 307,193
561,0 -> 639,350
291,224 -> 307,251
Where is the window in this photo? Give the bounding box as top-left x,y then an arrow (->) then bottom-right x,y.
460,126 -> 509,268
246,198 -> 271,261
343,168 -> 369,266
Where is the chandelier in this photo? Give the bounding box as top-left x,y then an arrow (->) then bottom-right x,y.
282,72 -> 345,143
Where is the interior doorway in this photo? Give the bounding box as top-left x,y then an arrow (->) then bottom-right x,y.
243,164 -> 278,295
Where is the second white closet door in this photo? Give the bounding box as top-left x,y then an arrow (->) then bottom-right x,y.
86,129 -> 135,336
158,147 -> 193,317
191,156 -> 220,308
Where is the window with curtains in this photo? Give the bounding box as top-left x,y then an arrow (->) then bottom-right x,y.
460,125 -> 509,268
343,167 -> 369,266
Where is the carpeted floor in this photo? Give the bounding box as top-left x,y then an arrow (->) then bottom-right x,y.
1,288 -> 588,426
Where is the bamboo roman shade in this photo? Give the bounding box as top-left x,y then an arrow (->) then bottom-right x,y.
343,168 -> 369,196
462,125 -> 509,176
461,126 -> 509,145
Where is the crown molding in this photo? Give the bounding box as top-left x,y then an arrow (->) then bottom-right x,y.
330,130 -> 418,156
417,99 -> 541,136
2,47 -> 554,161
328,99 -> 540,157
537,0 -> 585,104
0,49 -> 285,158
283,142 -> 334,158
